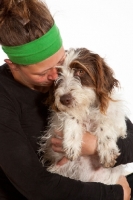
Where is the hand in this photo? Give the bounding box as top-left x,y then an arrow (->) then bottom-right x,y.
51,130 -> 97,165
51,131 -> 97,156
117,176 -> 131,200
51,131 -> 68,166
51,130 -> 64,153
81,132 -> 97,156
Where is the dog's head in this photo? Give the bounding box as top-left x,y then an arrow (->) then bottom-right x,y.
47,48 -> 120,114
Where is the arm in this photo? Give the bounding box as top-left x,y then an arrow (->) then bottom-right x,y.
52,118 -> 133,166
115,118 -> 133,166
117,176 -> 131,200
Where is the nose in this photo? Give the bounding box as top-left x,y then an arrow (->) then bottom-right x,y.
60,93 -> 73,106
47,67 -> 58,80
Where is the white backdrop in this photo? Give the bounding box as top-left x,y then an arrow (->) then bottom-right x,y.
0,0 -> 133,172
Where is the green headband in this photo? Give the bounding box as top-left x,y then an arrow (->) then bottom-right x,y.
2,23 -> 62,65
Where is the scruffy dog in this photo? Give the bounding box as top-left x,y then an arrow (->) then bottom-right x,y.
39,48 -> 127,184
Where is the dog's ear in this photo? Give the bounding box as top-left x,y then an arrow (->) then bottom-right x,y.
90,53 -> 120,113
74,48 -> 120,113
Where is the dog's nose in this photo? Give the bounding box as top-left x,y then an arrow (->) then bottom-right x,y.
60,94 -> 73,106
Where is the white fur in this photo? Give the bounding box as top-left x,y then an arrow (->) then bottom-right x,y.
39,49 -> 127,184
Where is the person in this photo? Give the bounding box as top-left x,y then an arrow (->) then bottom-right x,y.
0,0 -> 133,199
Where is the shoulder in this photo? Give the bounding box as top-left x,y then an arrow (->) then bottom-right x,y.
0,63 -> 9,73
0,63 -> 14,86
0,64 -> 33,104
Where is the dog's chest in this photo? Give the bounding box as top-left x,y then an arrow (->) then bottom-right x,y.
66,109 -> 98,134
83,118 -> 97,133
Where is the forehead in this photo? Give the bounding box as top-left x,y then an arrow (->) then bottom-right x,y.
20,47 -> 65,74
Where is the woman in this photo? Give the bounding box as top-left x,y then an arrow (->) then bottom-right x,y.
0,0 -> 132,199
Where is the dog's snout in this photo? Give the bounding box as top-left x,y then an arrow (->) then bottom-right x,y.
60,94 -> 73,106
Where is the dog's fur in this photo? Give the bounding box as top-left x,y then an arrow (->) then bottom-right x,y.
39,48 -> 127,184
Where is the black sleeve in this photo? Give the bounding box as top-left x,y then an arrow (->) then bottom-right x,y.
115,118 -> 133,166
0,83 -> 124,199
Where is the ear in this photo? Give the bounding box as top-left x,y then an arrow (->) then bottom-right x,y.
4,59 -> 18,71
93,55 -> 119,113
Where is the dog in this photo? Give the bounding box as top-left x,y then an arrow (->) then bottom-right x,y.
39,48 -> 128,184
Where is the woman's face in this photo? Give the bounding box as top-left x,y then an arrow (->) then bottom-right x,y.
8,47 -> 65,89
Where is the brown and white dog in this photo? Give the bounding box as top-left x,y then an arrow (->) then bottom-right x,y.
39,48 -> 128,184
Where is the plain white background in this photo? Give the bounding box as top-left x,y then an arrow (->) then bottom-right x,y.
0,0 -> 133,172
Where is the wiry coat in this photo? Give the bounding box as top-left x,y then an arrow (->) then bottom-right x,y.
39,48 -> 127,184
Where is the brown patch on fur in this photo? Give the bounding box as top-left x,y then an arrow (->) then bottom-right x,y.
69,48 -> 120,114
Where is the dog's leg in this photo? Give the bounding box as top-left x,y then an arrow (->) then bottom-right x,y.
96,125 -> 120,168
62,116 -> 83,161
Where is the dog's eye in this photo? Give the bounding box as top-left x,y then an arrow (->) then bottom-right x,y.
54,78 -> 63,86
57,68 -> 63,75
74,69 -> 85,77
57,71 -> 62,76
79,70 -> 84,74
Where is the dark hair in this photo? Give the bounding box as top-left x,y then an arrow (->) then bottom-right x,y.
0,0 -> 54,46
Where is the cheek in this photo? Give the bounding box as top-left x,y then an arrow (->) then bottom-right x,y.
22,75 -> 41,84
32,76 -> 48,83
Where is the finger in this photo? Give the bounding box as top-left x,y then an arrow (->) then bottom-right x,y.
51,137 -> 62,146
52,144 -> 64,153
57,157 -> 68,166
54,129 -> 63,138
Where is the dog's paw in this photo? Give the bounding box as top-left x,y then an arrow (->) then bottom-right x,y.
63,136 -> 82,161
65,147 -> 80,161
100,149 -> 120,168
102,159 -> 116,168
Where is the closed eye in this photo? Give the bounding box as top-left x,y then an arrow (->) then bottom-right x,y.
54,77 -> 63,86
